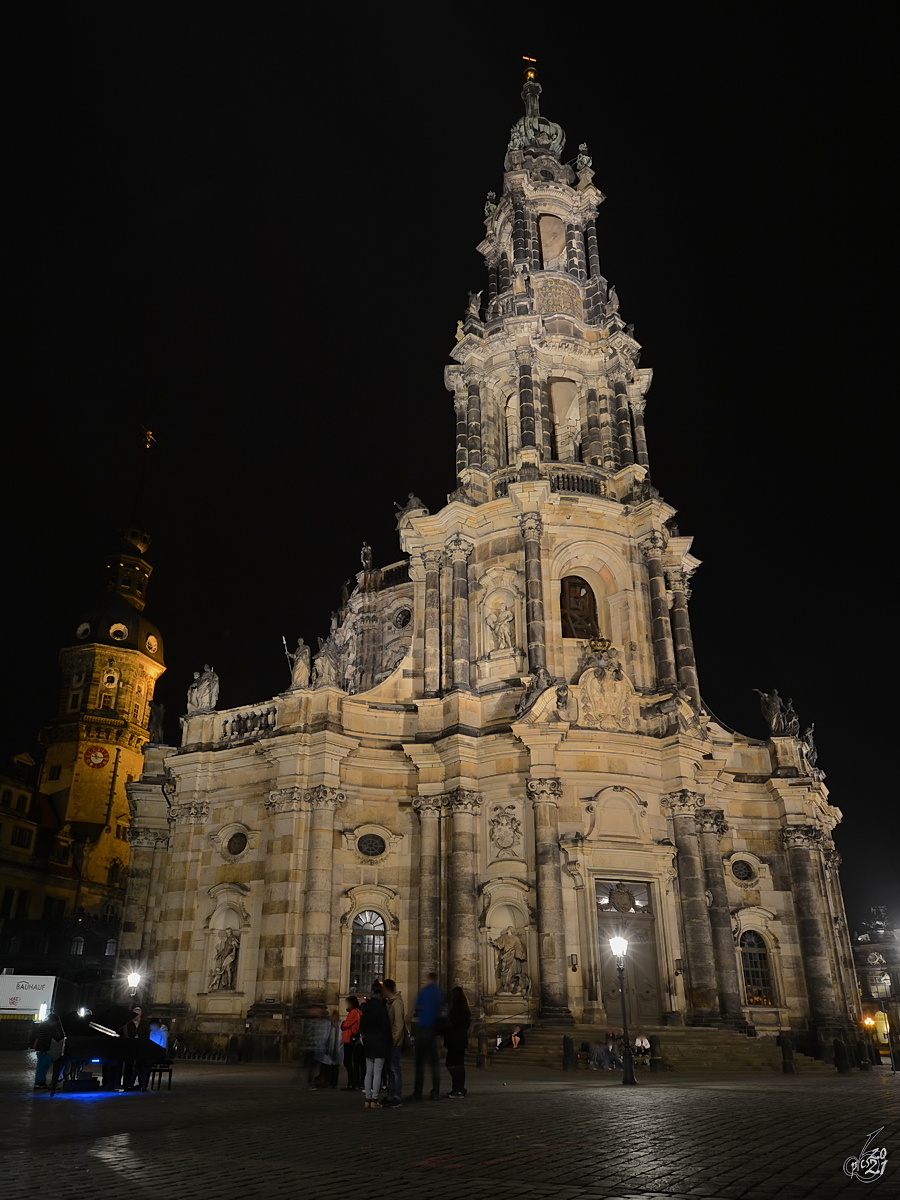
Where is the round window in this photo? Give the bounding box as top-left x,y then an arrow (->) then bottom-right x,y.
393,608 -> 412,629
732,860 -> 754,882
109,622 -> 129,641
226,832 -> 248,856
357,834 -> 386,858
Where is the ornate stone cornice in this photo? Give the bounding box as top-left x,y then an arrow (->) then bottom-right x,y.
169,801 -> 209,826
265,785 -> 345,814
665,568 -> 692,595
629,398 -> 647,417
445,534 -> 473,564
661,789 -> 705,813
695,808 -> 728,837
639,532 -> 667,560
129,827 -> 170,849
527,777 -> 562,804
518,513 -> 543,541
781,824 -> 824,850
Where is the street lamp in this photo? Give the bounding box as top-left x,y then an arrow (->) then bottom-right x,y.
609,935 -> 637,1086
127,972 -> 141,997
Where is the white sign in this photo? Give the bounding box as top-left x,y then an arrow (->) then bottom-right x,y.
0,975 -> 56,1013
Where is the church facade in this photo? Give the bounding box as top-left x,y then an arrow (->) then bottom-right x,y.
123,72 -> 858,1058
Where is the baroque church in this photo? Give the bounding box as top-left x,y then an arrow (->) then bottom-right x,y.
123,70 -> 859,1058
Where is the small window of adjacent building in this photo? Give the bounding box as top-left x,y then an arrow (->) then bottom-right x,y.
11,826 -> 33,850
42,895 -> 66,921
132,704 -> 140,720
48,765 -> 61,781
69,936 -> 84,956
740,930 -> 776,1006
52,841 -> 70,863
105,938 -> 117,957
0,789 -> 11,807
869,972 -> 892,999
69,692 -> 81,710
560,576 -> 600,638
101,694 -> 113,709
16,794 -> 28,812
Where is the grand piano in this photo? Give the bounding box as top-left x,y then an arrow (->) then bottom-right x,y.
49,1008 -> 168,1095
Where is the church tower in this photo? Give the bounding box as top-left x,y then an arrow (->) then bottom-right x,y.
125,69 -> 857,1062
39,522 -> 165,915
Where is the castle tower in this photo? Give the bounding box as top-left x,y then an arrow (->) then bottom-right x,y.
125,70 -> 856,1060
39,523 -> 165,916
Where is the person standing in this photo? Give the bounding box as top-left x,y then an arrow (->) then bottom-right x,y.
359,982 -> 391,1109
340,996 -> 363,1090
119,1006 -> 152,1091
411,971 -> 444,1101
32,1012 -> 64,1089
381,979 -> 406,1108
444,986 -> 471,1098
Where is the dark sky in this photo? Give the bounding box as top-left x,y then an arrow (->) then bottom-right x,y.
6,14 -> 893,929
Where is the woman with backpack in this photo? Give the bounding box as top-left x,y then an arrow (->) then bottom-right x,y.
340,996 -> 363,1090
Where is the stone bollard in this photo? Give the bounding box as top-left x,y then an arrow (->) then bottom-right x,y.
477,1034 -> 490,1069
649,1033 -> 664,1073
776,1032 -> 796,1074
226,1035 -> 241,1065
856,1038 -> 871,1069
562,1035 -> 577,1071
833,1038 -> 852,1074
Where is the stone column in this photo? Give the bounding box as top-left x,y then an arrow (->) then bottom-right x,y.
517,352 -> 537,449
465,376 -> 482,469
412,796 -> 444,977
527,778 -> 572,1023
498,252 -> 511,293
297,785 -> 345,1002
539,379 -> 552,460
422,551 -> 442,698
454,391 -> 468,478
446,789 -> 483,1002
446,535 -> 473,690
696,809 -> 745,1026
565,223 -> 587,280
630,397 -> 650,467
512,201 -> 528,266
487,260 -> 498,309
661,790 -> 720,1023
584,216 -> 601,279
667,568 -> 700,707
584,387 -> 604,466
613,380 -> 635,465
519,514 -> 547,674
640,533 -> 677,690
783,826 -> 841,1035
598,387 -> 617,470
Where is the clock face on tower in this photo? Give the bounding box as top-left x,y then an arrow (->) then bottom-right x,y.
76,622 -> 91,639
84,745 -> 110,769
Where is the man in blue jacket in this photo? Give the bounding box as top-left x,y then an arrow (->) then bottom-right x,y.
410,971 -> 444,1100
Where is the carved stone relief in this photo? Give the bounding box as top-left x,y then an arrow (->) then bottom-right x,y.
489,804 -> 523,860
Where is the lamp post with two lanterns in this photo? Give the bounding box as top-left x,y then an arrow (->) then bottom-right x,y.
609,935 -> 637,1086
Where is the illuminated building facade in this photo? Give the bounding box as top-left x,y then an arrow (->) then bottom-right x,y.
124,73 -> 858,1060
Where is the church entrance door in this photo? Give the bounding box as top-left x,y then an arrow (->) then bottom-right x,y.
596,879 -> 662,1026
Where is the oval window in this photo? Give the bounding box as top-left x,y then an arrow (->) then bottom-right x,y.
226,832 -> 248,856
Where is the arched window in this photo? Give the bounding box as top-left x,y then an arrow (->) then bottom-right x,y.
560,576 -> 600,638
349,910 -> 386,994
70,936 -> 84,956
740,930 -> 775,1006
105,938 -> 117,957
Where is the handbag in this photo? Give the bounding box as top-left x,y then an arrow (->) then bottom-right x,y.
49,1037 -> 66,1061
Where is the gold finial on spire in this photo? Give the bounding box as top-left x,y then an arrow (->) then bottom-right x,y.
522,55 -> 537,82
140,425 -> 156,451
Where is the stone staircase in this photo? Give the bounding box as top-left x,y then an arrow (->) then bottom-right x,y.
482,1024 -> 835,1075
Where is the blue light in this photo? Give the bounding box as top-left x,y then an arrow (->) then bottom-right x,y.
91,1058 -> 100,1062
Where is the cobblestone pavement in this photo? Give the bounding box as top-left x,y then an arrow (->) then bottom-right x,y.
0,1052 -> 898,1200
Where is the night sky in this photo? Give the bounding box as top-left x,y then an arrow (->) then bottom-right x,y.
6,15 -> 894,929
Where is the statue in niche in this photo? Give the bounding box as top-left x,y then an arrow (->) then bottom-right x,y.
208,929 -> 240,992
394,492 -> 429,528
148,701 -> 165,743
607,285 -> 619,312
467,289 -> 483,318
187,664 -> 219,713
489,805 -> 522,860
490,926 -> 528,993
578,643 -> 635,732
753,688 -> 786,735
286,637 -> 311,689
486,601 -> 515,650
